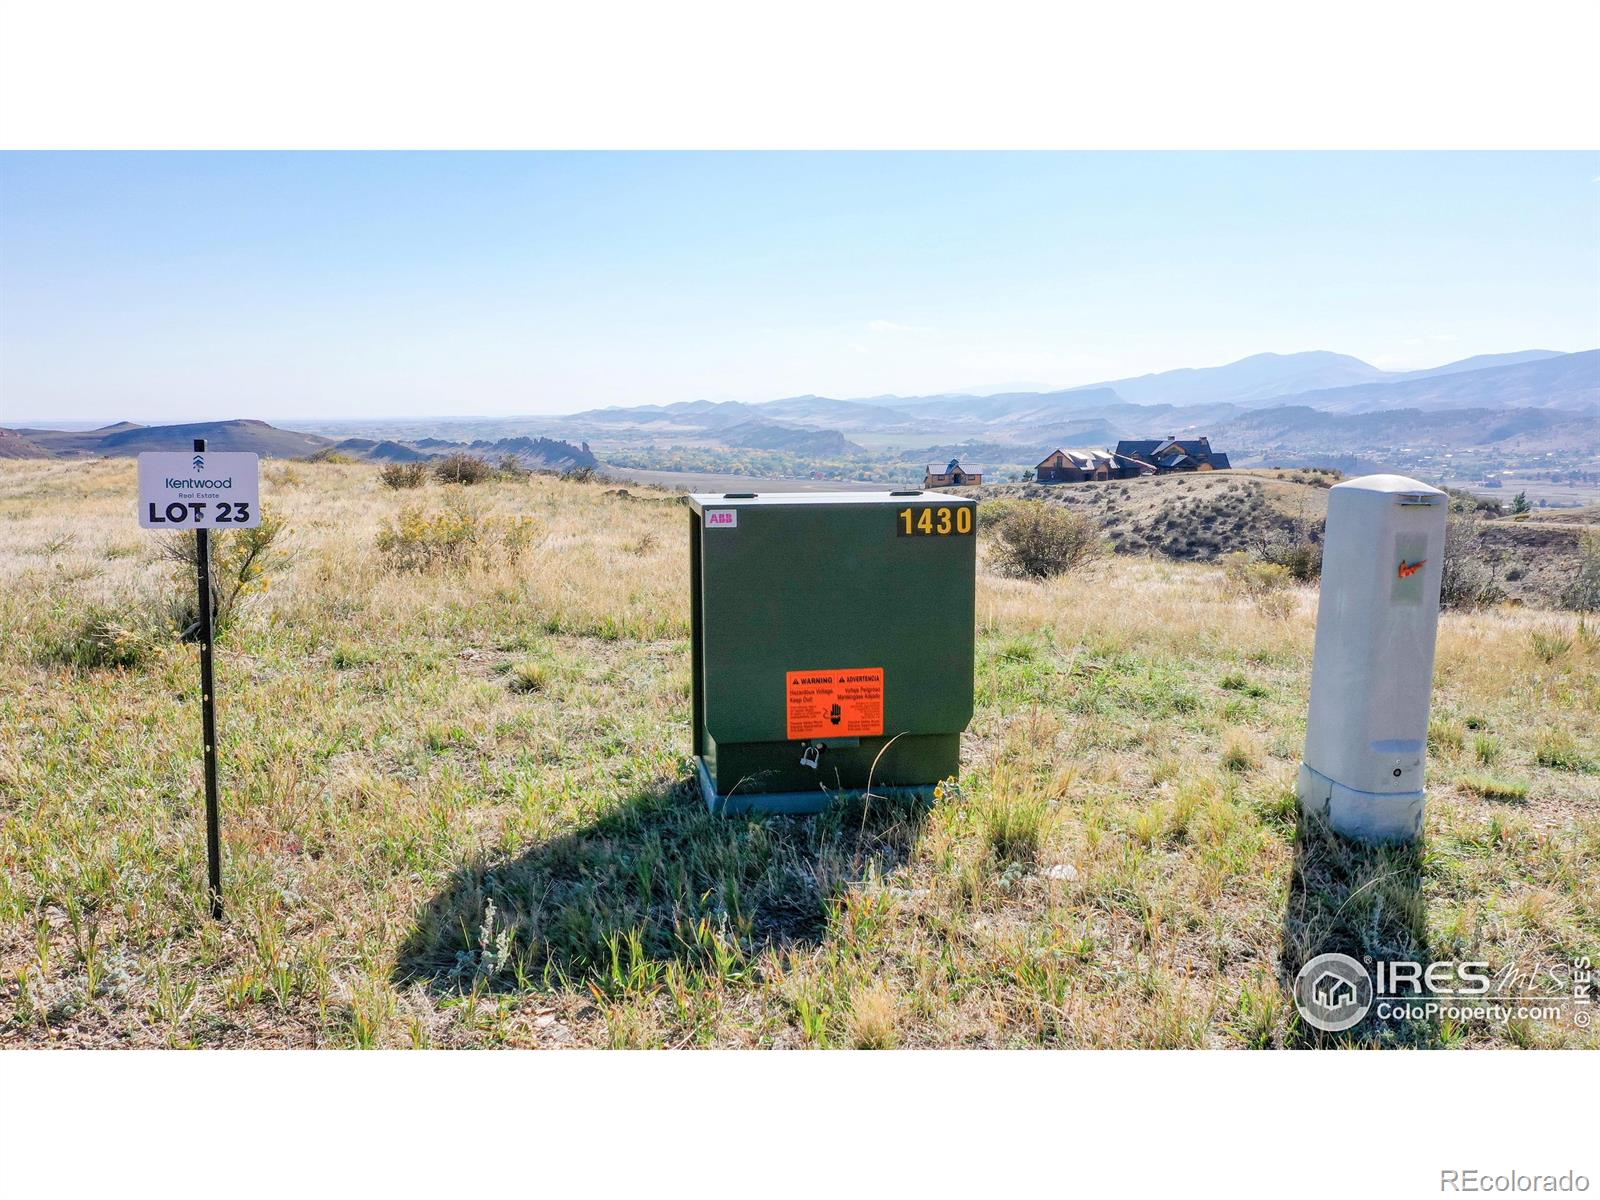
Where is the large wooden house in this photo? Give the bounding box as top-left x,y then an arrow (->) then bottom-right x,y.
1035,447 -> 1152,483
923,458 -> 983,488
1113,436 -> 1231,474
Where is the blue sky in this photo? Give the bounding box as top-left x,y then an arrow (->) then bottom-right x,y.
1,151 -> 1596,423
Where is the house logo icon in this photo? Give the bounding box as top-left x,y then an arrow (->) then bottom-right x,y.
1293,952 -> 1373,1032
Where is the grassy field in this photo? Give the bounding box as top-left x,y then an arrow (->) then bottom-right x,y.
1,458 -> 1596,1048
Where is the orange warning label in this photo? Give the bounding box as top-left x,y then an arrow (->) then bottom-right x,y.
786,668 -> 885,739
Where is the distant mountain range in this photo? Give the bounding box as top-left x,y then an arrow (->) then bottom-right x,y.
554,348 -> 1597,458
3,418 -> 597,470
4,348 -> 1594,475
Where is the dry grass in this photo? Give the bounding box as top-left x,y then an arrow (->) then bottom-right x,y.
1,459 -> 1596,1049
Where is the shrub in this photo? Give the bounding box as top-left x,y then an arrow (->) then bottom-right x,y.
1473,733 -> 1502,766
1249,498 -> 1324,582
978,778 -> 1054,866
1257,533 -> 1322,582
1529,630 -> 1571,664
499,516 -> 543,562
433,453 -> 494,485
1560,531 -> 1600,612
375,497 -> 542,571
987,500 -> 1103,580
507,662 -> 548,693
1428,717 -> 1465,755
495,454 -> 532,480
1439,510 -> 1504,611
1534,729 -> 1593,773
304,449 -> 356,464
379,462 -> 428,489
995,636 -> 1036,662
1223,553 -> 1298,619
845,982 -> 899,1050
331,643 -> 378,669
1219,671 -> 1268,698
1580,617 -> 1600,654
158,515 -> 287,639
43,605 -> 154,670
377,499 -> 485,570
1221,734 -> 1260,773
1219,553 -> 1293,617
1291,467 -> 1342,488
1222,552 -> 1287,596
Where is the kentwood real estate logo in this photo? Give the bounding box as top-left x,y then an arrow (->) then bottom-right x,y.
1292,953 -> 1593,1033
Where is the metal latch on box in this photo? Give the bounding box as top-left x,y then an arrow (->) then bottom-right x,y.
800,741 -> 824,770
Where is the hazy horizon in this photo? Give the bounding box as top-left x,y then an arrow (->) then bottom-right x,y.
3,151 -> 1597,425
5,343 -> 1596,432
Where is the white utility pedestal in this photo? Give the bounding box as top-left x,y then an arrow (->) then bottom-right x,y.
1297,474 -> 1448,842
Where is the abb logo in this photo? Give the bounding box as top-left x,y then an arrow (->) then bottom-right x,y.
706,510 -> 737,528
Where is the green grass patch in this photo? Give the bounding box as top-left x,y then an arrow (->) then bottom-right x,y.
1457,774 -> 1530,801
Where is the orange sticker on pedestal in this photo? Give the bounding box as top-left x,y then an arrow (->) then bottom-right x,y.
786,668 -> 885,739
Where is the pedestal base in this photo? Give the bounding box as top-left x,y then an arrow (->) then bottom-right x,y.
1296,763 -> 1424,843
696,756 -> 938,817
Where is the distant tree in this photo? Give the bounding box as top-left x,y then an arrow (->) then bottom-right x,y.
1511,490 -> 1532,515
1022,469 -> 1035,482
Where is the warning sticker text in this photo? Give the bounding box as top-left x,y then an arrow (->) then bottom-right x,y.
785,668 -> 885,739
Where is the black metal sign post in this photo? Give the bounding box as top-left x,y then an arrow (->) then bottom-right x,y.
194,437 -> 224,919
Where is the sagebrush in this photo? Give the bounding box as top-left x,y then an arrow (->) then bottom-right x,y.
986,499 -> 1103,579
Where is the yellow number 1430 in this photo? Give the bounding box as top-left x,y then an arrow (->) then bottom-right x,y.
897,506 -> 973,537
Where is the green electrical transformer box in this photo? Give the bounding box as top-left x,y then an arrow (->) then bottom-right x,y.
687,490 -> 977,814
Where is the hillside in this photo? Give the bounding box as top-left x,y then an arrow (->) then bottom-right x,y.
0,429 -> 51,459
965,469 -> 1595,606
1,459 -> 1593,1050
720,420 -> 863,455
8,419 -> 598,472
1213,403 -> 1597,448
1252,349 -> 1599,414
1393,349 -> 1565,381
15,419 -> 334,458
332,438 -> 429,462
1073,350 -> 1387,406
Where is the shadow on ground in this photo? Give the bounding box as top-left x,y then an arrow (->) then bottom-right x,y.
1279,813 -> 1436,1047
394,773 -> 931,996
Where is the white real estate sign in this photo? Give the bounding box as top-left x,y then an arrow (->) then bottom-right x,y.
137,451 -> 261,529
